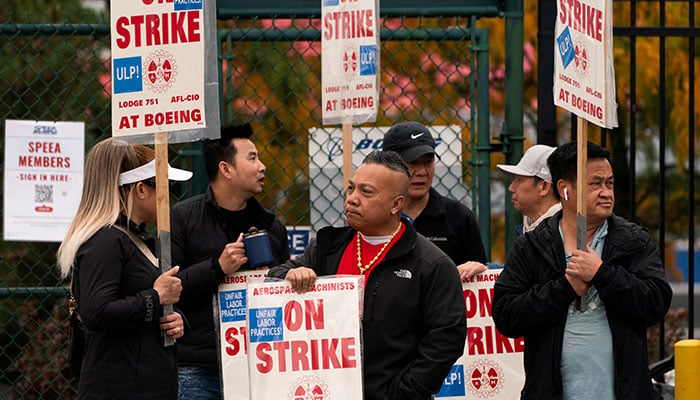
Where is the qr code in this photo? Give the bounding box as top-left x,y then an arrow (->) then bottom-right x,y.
34,184 -> 53,203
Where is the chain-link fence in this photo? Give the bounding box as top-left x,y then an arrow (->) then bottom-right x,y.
0,6 -> 508,397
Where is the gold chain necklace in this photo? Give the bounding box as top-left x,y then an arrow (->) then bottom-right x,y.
356,223 -> 402,274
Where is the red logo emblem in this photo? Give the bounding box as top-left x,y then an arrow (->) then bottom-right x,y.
341,44 -> 358,81
144,50 -> 177,93
343,51 -> 357,74
572,39 -> 590,80
467,359 -> 505,398
287,375 -> 329,400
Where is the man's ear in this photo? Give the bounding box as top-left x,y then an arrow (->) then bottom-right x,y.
391,195 -> 404,215
219,161 -> 231,178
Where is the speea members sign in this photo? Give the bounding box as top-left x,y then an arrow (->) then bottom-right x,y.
553,0 -> 618,128
321,0 -> 379,125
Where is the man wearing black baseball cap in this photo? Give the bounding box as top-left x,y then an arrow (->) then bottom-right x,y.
383,121 -> 488,281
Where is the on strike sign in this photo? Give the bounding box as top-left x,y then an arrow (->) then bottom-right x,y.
110,0 -> 207,137
218,269 -> 269,400
321,0 -> 380,125
437,269 -> 524,399
247,276 -> 364,400
553,0 -> 618,128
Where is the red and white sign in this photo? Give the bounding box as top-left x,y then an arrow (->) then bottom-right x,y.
218,269 -> 269,400
3,120 -> 84,242
110,0 -> 207,137
553,0 -> 618,128
321,0 -> 379,125
438,269 -> 525,399
246,276 -> 364,400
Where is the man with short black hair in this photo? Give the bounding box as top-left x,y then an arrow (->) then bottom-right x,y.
382,121 -> 488,281
493,141 -> 672,400
171,124 -> 290,400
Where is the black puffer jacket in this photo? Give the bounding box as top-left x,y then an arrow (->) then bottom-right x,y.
269,221 -> 466,400
171,186 -> 289,368
493,212 -> 672,400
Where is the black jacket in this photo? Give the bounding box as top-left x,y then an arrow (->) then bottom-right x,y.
268,221 -> 466,400
171,186 -> 290,368
412,187 -> 487,265
493,212 -> 672,400
75,217 -> 178,399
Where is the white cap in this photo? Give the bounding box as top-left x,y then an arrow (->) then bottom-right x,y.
118,159 -> 193,186
497,144 -> 556,182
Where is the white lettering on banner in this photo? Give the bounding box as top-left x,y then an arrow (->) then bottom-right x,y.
558,0 -> 603,42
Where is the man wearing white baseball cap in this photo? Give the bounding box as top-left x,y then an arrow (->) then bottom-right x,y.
497,144 -> 561,234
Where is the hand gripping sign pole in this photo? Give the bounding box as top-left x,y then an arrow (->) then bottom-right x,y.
155,132 -> 176,346
553,0 -> 619,311
110,0 -> 221,346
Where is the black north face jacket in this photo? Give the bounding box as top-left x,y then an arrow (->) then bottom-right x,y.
269,221 -> 466,400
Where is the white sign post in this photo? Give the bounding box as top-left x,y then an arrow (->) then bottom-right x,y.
553,0 -> 617,129
111,0 -> 208,137
436,269 -> 525,399
246,276 -> 364,400
321,0 -> 380,126
3,120 -> 84,242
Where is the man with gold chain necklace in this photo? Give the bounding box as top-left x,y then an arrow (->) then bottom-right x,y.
269,150 -> 466,400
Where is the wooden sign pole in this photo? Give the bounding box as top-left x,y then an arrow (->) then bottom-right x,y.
155,131 -> 175,346
342,118 -> 353,191
576,118 -> 588,312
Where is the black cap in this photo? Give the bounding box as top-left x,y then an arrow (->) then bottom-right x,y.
382,122 -> 438,162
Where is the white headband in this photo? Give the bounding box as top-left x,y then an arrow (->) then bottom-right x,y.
118,159 -> 193,186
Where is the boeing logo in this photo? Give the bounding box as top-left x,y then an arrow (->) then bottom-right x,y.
325,137 -> 443,161
325,137 -> 344,161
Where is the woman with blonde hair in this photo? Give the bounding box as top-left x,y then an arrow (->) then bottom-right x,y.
58,138 -> 192,399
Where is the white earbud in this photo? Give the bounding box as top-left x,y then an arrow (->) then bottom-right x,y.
563,187 -> 569,201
